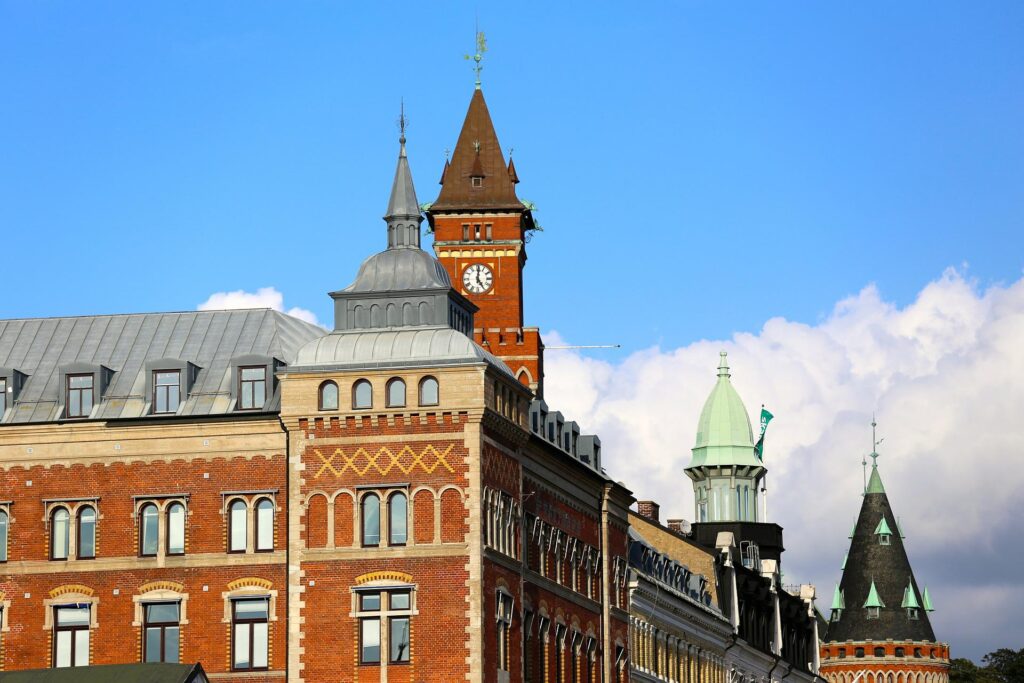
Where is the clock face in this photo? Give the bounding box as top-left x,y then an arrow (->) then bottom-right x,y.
462,263 -> 493,294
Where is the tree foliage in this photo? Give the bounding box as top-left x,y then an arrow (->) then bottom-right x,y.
949,648 -> 1024,683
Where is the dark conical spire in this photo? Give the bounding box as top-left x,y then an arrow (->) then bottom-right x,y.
825,436 -> 937,644
431,89 -> 523,211
384,106 -> 423,249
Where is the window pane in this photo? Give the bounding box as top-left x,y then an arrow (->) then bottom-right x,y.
69,391 -> 81,417
256,499 -> 274,550
241,367 -> 264,380
74,629 -> 89,666
81,388 -> 93,414
233,623 -> 251,668
167,503 -> 185,554
78,507 -> 96,558
354,380 -> 371,408
146,602 -> 179,623
362,495 -> 380,546
254,380 -> 266,407
165,626 -> 180,664
320,382 -> 338,410
235,598 -> 269,620
70,375 -> 92,389
0,509 -> 8,562
156,387 -> 167,413
52,509 -> 69,559
55,630 -> 72,667
361,618 -> 380,663
360,593 -> 381,611
56,606 -> 90,626
141,504 -> 159,555
389,592 -> 410,610
167,385 -> 180,411
390,617 -> 410,662
420,378 -> 438,405
389,494 -> 407,545
252,622 -> 268,669
0,378 -> 7,414
145,627 -> 163,663
230,501 -> 247,551
387,379 -> 406,407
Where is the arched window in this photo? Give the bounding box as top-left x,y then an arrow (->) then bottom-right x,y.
77,506 -> 96,559
140,503 -> 160,557
353,380 -> 372,410
362,494 -> 380,547
319,381 -> 338,411
386,378 -> 406,408
255,499 -> 274,552
51,507 -> 70,560
167,503 -> 186,555
389,493 -> 408,546
0,508 -> 8,562
419,376 -> 439,406
229,500 -> 247,553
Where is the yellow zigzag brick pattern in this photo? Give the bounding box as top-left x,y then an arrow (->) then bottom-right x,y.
312,444 -> 456,479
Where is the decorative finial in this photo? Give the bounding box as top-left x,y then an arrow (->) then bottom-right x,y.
717,351 -> 730,378
444,148 -> 450,161
870,414 -> 884,468
464,29 -> 487,90
508,146 -> 514,158
397,98 -> 408,152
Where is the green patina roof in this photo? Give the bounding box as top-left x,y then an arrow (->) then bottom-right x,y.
687,352 -> 760,469
863,579 -> 886,608
866,464 -> 886,493
831,584 -> 846,610
897,517 -> 906,538
923,586 -> 934,611
842,552 -> 848,569
874,517 -> 893,536
848,522 -> 856,539
902,582 -> 921,609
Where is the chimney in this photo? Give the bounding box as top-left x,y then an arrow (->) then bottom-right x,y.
667,519 -> 690,535
637,500 -> 660,523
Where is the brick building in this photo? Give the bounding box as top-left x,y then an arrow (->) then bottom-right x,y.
0,84 -> 633,682
818,427 -> 949,683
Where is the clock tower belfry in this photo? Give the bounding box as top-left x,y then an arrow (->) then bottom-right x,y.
425,87 -> 545,396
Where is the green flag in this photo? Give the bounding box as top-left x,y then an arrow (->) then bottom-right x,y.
753,407 -> 773,461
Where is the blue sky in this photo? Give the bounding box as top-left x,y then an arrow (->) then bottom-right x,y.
3,1 -> 1024,660
3,2 -> 1021,353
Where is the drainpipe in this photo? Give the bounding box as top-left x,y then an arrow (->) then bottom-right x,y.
278,414 -> 291,681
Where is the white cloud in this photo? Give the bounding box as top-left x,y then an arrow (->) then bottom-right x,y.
543,267 -> 1024,659
197,287 -> 323,327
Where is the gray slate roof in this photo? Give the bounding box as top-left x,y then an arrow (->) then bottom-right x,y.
0,309 -> 325,424
291,326 -> 516,378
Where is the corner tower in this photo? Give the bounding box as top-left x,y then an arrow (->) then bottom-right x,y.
685,352 -> 766,524
819,424 -> 950,683
425,87 -> 544,395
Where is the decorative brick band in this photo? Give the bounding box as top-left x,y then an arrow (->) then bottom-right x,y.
227,577 -> 274,591
354,571 -> 414,585
139,580 -> 185,594
49,584 -> 95,598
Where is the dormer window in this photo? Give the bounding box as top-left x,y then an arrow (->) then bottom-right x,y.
471,176 -> 483,188
831,610 -> 841,622
66,374 -> 94,418
907,607 -> 919,620
153,371 -> 181,414
238,367 -> 267,411
866,606 -> 880,619
0,376 -> 6,415
874,517 -> 893,545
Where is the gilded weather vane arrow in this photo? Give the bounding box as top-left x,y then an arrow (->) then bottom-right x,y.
464,30 -> 487,90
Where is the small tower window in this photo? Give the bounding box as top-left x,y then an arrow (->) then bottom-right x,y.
831,610 -> 841,622
907,608 -> 919,620
855,647 -> 865,658
874,647 -> 885,657
879,533 -> 891,545
353,380 -> 372,410
471,177 -> 483,188
866,606 -> 880,619
319,381 -> 339,411
895,647 -> 905,657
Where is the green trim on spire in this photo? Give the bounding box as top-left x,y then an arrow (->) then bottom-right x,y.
922,587 -> 934,612
848,522 -> 856,539
831,584 -> 846,610
902,582 -> 921,609
841,552 -> 847,570
687,351 -> 761,469
897,517 -> 906,539
866,464 -> 886,494
863,580 -> 886,608
874,517 -> 893,536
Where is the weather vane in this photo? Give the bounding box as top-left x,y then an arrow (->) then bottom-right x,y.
464,30 -> 487,90
397,98 -> 407,144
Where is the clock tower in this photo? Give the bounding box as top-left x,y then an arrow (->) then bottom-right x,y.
426,87 -> 544,395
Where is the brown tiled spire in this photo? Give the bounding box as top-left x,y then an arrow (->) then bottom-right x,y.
507,157 -> 519,184
432,89 -> 523,211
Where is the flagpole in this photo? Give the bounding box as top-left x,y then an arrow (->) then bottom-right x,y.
762,473 -> 768,522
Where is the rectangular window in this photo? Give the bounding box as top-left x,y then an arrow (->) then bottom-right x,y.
463,224 -> 470,241
485,224 -> 493,240
53,605 -> 90,668
232,598 -> 269,671
554,623 -> 566,683
0,377 -> 7,415
389,617 -> 409,663
238,367 -> 267,410
66,374 -> 94,418
361,618 -> 381,664
357,589 -> 412,666
153,370 -> 181,414
144,602 -> 180,663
